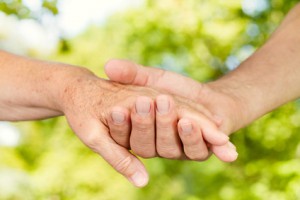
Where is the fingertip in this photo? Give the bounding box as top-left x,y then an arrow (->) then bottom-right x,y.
104,59 -> 119,68
178,118 -> 193,135
104,59 -> 137,83
222,151 -> 238,162
156,95 -> 170,115
128,169 -> 149,188
218,132 -> 230,144
228,141 -> 237,150
104,59 -> 121,79
111,106 -> 128,125
136,96 -> 153,117
211,143 -> 238,162
179,118 -> 211,161
81,121 -> 147,187
121,155 -> 149,187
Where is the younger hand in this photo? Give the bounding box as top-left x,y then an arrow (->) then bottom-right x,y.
104,60 -> 241,162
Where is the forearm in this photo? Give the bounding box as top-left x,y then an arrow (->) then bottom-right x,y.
0,51 -> 93,121
209,4 -> 300,129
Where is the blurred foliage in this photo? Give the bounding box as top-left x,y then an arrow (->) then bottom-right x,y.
0,0 -> 58,19
1,0 -> 300,199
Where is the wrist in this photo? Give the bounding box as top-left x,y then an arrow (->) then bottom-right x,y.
44,63 -> 96,114
203,80 -> 251,134
0,51 -> 97,120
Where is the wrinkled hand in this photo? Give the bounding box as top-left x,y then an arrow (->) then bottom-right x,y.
107,94 -> 236,162
61,74 -> 154,187
59,71 -> 230,187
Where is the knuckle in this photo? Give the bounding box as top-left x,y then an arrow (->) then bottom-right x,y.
132,146 -> 156,158
180,133 -> 201,146
84,133 -> 101,153
157,133 -> 177,145
113,156 -> 133,174
157,147 -> 182,159
186,150 -> 209,161
133,125 -> 154,135
133,119 -> 153,129
184,138 -> 200,146
156,117 -> 176,130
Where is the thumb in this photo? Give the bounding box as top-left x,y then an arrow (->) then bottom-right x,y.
104,59 -> 203,101
74,119 -> 149,187
104,59 -> 147,85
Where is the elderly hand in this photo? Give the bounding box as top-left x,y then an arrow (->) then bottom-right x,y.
60,72 -> 232,186
0,51 -> 233,188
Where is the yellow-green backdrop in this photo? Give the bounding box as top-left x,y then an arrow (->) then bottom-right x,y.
1,1 -> 300,199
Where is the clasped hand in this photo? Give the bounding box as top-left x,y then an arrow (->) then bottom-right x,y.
60,64 -> 237,188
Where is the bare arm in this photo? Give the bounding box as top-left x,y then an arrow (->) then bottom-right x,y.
0,51 -> 154,187
0,51 -> 90,121
105,4 -> 300,135
208,3 -> 300,131
0,51 -> 233,187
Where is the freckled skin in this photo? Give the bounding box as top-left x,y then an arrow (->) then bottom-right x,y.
0,50 -> 227,187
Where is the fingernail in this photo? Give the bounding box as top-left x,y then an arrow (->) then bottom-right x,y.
227,148 -> 238,160
156,95 -> 170,114
129,171 -> 148,187
228,141 -> 236,150
136,97 -> 151,117
181,122 -> 193,135
218,132 -> 230,143
112,111 -> 125,124
225,143 -> 238,160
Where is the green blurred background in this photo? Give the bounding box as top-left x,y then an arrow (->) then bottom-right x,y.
1,0 -> 300,199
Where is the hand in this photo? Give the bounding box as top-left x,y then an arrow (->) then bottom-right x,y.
104,60 -> 245,155
59,70 -> 231,187
107,94 -> 236,162
0,50 -> 233,187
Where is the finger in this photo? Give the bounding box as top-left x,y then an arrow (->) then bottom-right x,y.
108,106 -> 131,149
104,59 -> 142,85
104,59 -> 224,128
155,95 -> 183,159
178,118 -> 209,161
201,121 -> 229,146
211,141 -> 238,162
178,109 -> 229,146
177,98 -> 221,126
104,59 -> 202,100
130,96 -> 156,158
75,119 -> 148,187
